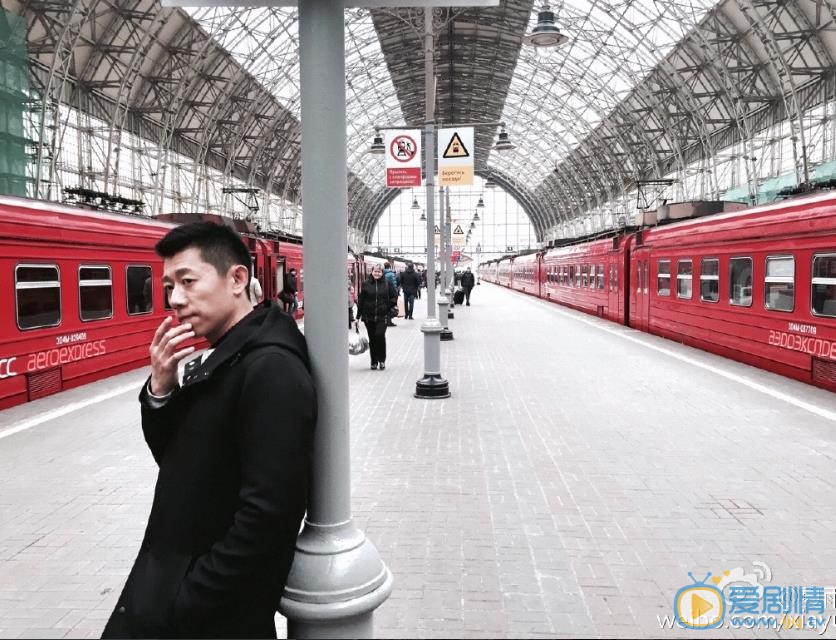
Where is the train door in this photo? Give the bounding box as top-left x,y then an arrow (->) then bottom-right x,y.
277,259 -> 286,296
640,259 -> 650,330
632,253 -> 650,331
607,256 -> 619,321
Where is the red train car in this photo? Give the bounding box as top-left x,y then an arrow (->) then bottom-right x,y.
509,253 -> 540,297
486,192 -> 836,392
541,236 -> 633,323
0,196 -> 177,409
0,196 -> 306,409
635,193 -> 836,388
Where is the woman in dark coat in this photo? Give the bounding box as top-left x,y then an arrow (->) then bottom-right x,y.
357,264 -> 398,370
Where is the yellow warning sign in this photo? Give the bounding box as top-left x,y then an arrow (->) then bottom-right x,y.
443,132 -> 470,159
438,127 -> 474,186
453,225 -> 464,234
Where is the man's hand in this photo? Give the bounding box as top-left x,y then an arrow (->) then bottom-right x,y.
149,317 -> 195,396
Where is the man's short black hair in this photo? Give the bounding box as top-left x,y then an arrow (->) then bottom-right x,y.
155,222 -> 251,282
384,261 -> 391,269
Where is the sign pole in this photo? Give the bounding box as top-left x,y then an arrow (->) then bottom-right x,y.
415,8 -> 450,398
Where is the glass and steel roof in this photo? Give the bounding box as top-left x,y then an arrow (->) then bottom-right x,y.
9,0 -> 836,243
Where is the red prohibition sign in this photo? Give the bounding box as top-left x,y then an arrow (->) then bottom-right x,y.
390,135 -> 418,163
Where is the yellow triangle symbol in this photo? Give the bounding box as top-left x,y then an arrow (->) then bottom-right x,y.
691,593 -> 713,619
453,225 -> 464,234
443,132 -> 470,159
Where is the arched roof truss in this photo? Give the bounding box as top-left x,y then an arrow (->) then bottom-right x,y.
5,0 -> 836,241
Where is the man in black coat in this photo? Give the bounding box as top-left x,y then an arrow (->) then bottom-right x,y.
281,268 -> 298,314
461,266 -> 476,305
398,262 -> 422,320
101,222 -> 316,639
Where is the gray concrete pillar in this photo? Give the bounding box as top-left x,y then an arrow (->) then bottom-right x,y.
279,1 -> 392,635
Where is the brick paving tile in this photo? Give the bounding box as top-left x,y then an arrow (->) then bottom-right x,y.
1,284 -> 836,637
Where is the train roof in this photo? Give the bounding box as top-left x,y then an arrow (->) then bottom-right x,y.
640,190 -> 836,244
0,194 -> 176,231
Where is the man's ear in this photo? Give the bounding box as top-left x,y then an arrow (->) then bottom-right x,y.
230,264 -> 250,294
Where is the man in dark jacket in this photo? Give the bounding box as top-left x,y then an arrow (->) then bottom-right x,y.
102,222 -> 316,639
461,266 -> 476,305
281,268 -> 298,314
398,263 -> 422,320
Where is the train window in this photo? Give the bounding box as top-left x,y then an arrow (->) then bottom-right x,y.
657,260 -> 671,296
126,266 -> 153,315
811,254 -> 836,317
729,257 -> 753,306
677,260 -> 693,299
597,265 -> 604,289
581,265 -> 588,288
79,266 -> 113,321
700,259 -> 719,303
16,264 -> 61,330
764,256 -> 794,312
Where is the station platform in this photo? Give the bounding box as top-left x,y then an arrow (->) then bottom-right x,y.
1,282 -> 836,638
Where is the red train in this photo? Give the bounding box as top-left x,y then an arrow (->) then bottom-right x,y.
0,195 -> 320,410
481,192 -> 836,392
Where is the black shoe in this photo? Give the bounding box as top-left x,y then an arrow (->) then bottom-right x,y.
370,363 -> 378,370
379,363 -> 385,370
387,322 -> 396,327
466,302 -> 470,306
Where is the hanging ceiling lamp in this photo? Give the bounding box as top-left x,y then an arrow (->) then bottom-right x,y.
469,221 -> 476,230
419,211 -> 426,221
473,211 -> 480,221
411,196 -> 420,210
369,132 -> 385,154
494,129 -> 515,152
477,196 -> 485,208
523,4 -> 569,48
484,177 -> 497,188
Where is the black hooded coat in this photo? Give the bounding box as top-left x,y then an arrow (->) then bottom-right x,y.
398,265 -> 421,296
102,301 -> 316,639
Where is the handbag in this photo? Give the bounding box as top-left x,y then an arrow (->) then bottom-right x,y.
348,321 -> 369,356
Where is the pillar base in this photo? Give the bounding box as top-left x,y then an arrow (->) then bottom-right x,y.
440,328 -> 453,341
415,374 -> 451,398
280,521 -> 393,639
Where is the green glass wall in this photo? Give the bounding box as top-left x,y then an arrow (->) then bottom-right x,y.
0,9 -> 33,197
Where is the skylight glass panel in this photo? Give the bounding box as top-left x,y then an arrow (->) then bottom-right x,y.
494,0 -> 719,186
183,7 -> 403,194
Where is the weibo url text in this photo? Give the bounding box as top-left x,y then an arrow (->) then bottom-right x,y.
657,614 -> 836,634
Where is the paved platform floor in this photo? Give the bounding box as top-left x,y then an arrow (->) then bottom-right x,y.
1,283 -> 836,638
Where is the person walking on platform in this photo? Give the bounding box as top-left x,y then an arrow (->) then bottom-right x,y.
398,262 -> 421,320
280,267 -> 298,314
383,261 -> 398,326
102,222 -> 317,640
416,267 -> 423,299
461,266 -> 475,305
357,263 -> 397,370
